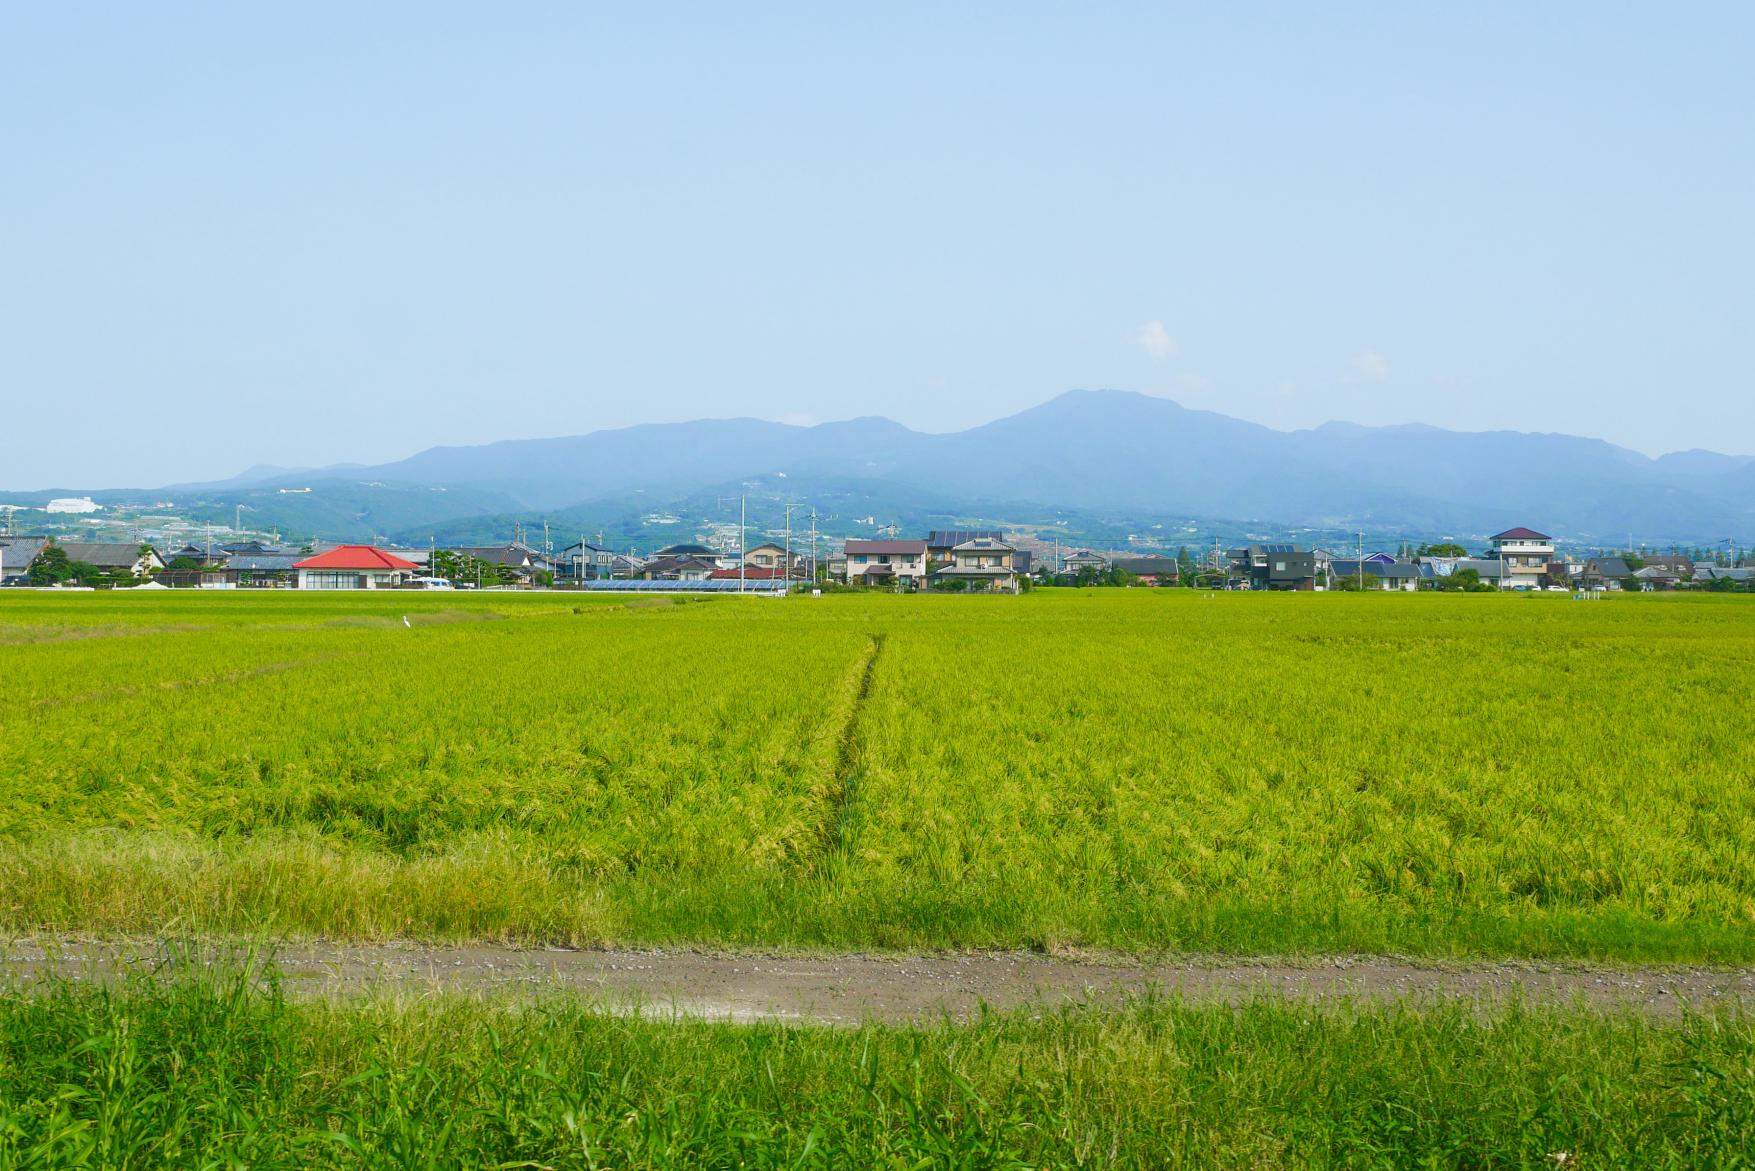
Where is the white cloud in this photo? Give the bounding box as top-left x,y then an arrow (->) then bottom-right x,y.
1350,349 -> 1391,382
1135,320 -> 1177,362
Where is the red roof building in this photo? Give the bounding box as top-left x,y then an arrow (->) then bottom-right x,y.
294,545 -> 420,589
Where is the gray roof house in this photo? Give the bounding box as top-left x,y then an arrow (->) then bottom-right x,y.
0,537 -> 50,582
52,542 -> 164,576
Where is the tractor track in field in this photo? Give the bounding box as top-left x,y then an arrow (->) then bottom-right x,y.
814,632 -> 884,864
5,938 -> 1752,1024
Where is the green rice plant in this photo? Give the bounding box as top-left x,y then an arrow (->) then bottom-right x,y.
2,590 -> 1753,959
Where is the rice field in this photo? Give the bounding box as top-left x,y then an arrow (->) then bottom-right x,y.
3,588 -> 1753,961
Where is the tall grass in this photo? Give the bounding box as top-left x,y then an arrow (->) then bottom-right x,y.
3,590 -> 1753,959
2,957 -> 1753,1167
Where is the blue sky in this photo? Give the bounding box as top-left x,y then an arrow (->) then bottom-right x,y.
3,3 -> 1752,488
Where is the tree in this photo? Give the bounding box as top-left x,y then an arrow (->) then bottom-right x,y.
27,540 -> 72,585
1419,542 -> 1468,558
1176,546 -> 1197,585
1334,572 -> 1381,592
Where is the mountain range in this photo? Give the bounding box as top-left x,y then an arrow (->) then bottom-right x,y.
13,391 -> 1754,546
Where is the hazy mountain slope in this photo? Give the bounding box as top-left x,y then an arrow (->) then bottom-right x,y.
13,391 -> 1753,542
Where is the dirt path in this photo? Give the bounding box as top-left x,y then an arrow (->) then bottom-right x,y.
5,938 -> 1751,1023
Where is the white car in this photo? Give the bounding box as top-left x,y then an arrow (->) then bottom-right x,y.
406,576 -> 455,590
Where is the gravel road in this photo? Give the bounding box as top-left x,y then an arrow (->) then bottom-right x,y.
6,938 -> 1751,1024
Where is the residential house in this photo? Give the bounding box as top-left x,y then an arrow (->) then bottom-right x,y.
1642,553 -> 1694,577
1060,549 -> 1109,575
1695,565 -> 1753,586
1228,544 -> 1317,590
844,539 -> 929,589
926,530 -> 1002,569
163,542 -> 226,566
930,537 -> 1020,593
294,545 -> 419,589
1330,559 -> 1421,590
1418,558 -> 1516,589
1633,565 -> 1683,591
556,540 -> 619,581
226,553 -> 303,588
1109,556 -> 1180,585
653,543 -> 718,561
640,556 -> 718,582
453,543 -> 551,585
743,543 -> 803,575
0,537 -> 50,584
1489,527 -> 1555,589
1579,556 -> 1634,591
53,542 -> 165,578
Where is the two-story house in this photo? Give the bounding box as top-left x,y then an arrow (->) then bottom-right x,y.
844,539 -> 928,589
743,543 -> 804,576
1489,528 -> 1555,589
930,537 -> 1020,593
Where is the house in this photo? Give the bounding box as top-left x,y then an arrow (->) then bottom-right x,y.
1109,556 -> 1180,585
1633,565 -> 1683,591
294,545 -> 419,589
1579,556 -> 1634,591
930,537 -> 1020,592
1695,565 -> 1753,586
1061,549 -> 1109,575
653,543 -> 718,560
227,553 -> 303,588
640,556 -> 718,582
926,530 -> 1002,568
556,540 -> 618,581
1641,553 -> 1694,577
1228,544 -> 1317,590
1489,528 -> 1555,589
452,543 -> 551,585
163,542 -> 227,566
844,539 -> 929,589
0,537 -> 50,584
52,542 -> 164,578
743,543 -> 803,574
1331,559 -> 1421,590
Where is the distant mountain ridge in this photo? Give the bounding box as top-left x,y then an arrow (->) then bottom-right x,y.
11,392 -> 1753,543
260,390 -> 1751,540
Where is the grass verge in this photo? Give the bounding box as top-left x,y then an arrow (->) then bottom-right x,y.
1,953 -> 1753,1166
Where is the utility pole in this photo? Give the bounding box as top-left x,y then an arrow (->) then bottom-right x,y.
810,507 -> 818,584
1357,530 -> 1364,593
739,495 -> 746,594
783,503 -> 797,593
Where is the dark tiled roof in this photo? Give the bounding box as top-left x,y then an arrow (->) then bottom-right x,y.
51,542 -> 152,569
1111,557 -> 1180,575
1492,527 -> 1551,540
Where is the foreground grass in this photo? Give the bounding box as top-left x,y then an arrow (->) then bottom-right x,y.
1,959 -> 1752,1168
